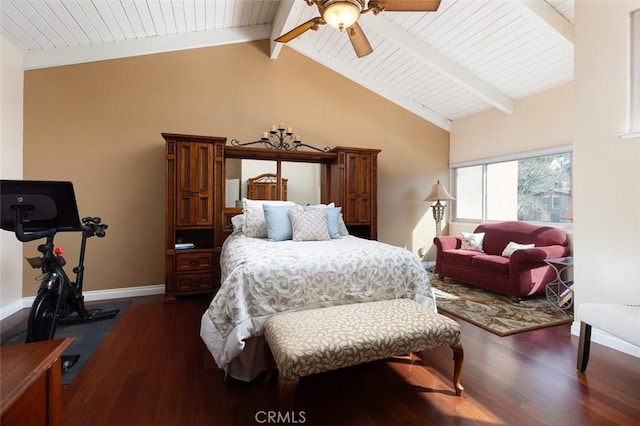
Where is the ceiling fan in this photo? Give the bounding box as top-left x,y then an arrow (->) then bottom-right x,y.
275,0 -> 441,58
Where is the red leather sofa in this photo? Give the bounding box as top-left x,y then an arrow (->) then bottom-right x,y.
433,221 -> 570,299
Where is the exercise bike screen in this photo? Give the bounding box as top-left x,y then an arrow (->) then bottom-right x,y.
0,180 -> 82,232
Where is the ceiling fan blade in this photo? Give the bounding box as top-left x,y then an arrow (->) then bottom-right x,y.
275,17 -> 324,43
369,0 -> 441,12
347,22 -> 373,58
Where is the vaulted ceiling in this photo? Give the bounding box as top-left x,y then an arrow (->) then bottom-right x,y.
1,0 -> 574,131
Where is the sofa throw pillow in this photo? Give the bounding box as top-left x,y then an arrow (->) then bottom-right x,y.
242,198 -> 296,238
303,205 -> 342,239
502,241 -> 535,257
461,232 -> 485,252
289,209 -> 331,242
263,204 -> 301,241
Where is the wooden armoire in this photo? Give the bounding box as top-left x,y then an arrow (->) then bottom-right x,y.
163,134 -> 380,301
163,133 -> 225,303
326,147 -> 381,240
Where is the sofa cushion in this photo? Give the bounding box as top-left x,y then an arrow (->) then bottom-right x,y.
475,221 -> 568,255
471,254 -> 510,274
442,249 -> 478,266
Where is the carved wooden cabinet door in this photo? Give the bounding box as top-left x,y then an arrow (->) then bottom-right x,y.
344,152 -> 373,223
176,142 -> 214,226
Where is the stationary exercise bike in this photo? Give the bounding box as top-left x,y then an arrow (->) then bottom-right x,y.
1,180 -> 119,370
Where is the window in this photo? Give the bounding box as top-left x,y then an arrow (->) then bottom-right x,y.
452,147 -> 572,224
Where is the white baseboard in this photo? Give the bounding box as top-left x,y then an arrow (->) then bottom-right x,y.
0,299 -> 25,322
571,320 -> 640,358
0,284 -> 165,321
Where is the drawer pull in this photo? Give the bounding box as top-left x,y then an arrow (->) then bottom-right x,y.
190,259 -> 199,266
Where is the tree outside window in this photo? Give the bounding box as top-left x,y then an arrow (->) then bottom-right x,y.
453,151 -> 571,223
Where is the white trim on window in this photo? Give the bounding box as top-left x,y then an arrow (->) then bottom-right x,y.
450,144 -> 573,169
622,9 -> 640,139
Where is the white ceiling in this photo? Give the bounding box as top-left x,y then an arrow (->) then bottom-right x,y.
0,0 -> 574,131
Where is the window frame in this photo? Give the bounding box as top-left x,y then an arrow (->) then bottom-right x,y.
450,145 -> 573,227
623,8 -> 640,139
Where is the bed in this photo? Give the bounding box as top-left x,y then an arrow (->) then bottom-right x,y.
200,204 -> 436,381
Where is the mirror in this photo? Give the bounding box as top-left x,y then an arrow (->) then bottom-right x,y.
225,159 -> 322,206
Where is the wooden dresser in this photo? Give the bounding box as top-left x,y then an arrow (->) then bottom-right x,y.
1,338 -> 74,426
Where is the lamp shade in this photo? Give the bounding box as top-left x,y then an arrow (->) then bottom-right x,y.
424,180 -> 455,202
323,0 -> 363,30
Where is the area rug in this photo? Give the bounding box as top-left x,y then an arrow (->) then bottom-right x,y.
428,273 -> 573,336
1,300 -> 129,384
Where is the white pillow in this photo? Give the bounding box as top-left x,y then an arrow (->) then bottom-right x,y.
288,209 -> 331,242
230,214 -> 244,231
502,241 -> 535,257
242,198 -> 296,238
303,205 -> 342,239
304,202 -> 349,236
306,202 -> 335,208
461,232 -> 485,252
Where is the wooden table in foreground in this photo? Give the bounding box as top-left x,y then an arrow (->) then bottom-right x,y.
1,338 -> 74,426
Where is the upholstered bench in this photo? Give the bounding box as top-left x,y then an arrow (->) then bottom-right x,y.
264,298 -> 464,408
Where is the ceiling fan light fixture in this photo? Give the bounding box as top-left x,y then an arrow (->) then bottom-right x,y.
322,0 -> 364,31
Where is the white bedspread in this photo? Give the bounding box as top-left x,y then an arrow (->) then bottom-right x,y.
200,232 -> 436,381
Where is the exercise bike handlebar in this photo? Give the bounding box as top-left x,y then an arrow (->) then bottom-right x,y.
81,216 -> 108,238
12,207 -> 107,242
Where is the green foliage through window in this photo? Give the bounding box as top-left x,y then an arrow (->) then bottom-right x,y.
517,154 -> 571,222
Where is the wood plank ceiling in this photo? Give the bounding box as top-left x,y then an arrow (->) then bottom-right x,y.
1,0 -> 575,131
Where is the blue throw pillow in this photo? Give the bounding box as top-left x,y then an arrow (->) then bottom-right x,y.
263,204 -> 299,241
303,206 -> 342,239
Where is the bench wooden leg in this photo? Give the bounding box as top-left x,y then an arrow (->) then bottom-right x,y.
577,322 -> 592,372
451,343 -> 464,396
264,342 -> 275,384
278,378 -> 299,410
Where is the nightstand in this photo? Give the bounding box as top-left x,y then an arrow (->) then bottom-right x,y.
1,338 -> 74,425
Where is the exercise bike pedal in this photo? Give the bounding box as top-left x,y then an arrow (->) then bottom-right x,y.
58,308 -> 119,325
87,308 -> 120,320
61,354 -> 80,374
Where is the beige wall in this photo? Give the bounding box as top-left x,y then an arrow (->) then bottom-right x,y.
573,0 -> 640,305
20,40 -> 449,295
450,82 -> 574,164
1,35 -> 24,311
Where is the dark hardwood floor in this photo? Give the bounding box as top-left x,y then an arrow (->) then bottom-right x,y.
2,295 -> 638,425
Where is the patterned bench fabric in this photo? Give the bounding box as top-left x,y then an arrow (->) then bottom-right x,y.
264,299 -> 461,380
